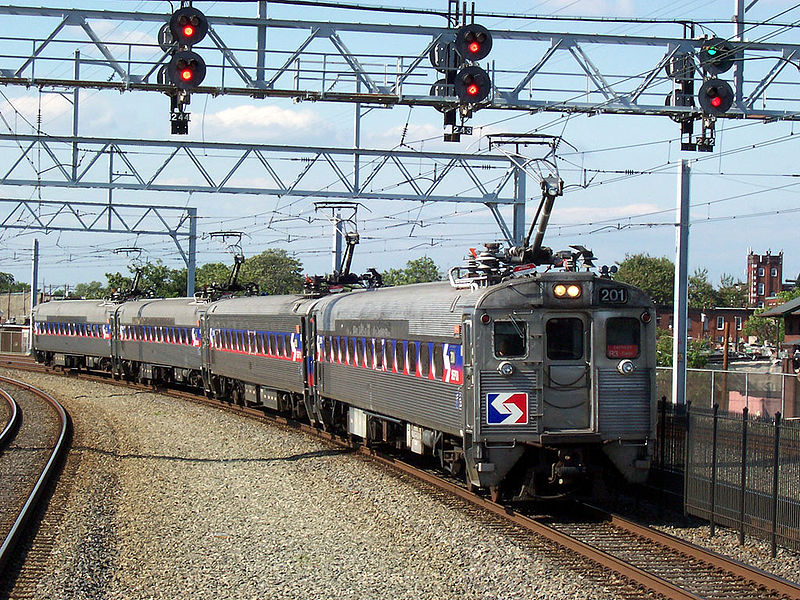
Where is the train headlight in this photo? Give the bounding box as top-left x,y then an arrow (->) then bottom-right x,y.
553,284 -> 582,298
498,360 -> 515,376
617,359 -> 636,376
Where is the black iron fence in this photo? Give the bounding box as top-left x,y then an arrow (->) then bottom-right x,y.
656,399 -> 800,555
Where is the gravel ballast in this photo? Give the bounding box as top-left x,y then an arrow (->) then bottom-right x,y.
1,370 -> 631,600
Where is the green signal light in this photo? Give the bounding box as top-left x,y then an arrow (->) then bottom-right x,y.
707,47 -> 718,56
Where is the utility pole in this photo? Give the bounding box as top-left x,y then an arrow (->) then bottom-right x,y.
29,238 -> 38,353
672,160 -> 690,405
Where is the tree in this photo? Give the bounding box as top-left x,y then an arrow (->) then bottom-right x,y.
0,271 -> 30,293
656,328 -> 711,368
105,260 -> 185,298
613,254 -> 674,304
688,268 -> 718,309
240,249 -> 303,295
716,274 -> 747,308
73,281 -> 106,299
195,262 -> 231,289
382,256 -> 442,287
741,307 -> 779,344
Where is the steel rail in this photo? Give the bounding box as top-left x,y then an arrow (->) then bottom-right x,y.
0,388 -> 19,449
0,375 -> 70,576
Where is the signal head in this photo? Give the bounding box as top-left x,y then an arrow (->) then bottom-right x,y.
170,6 -> 208,47
698,78 -> 733,115
454,66 -> 491,103
455,24 -> 492,61
167,50 -> 207,90
699,37 -> 734,75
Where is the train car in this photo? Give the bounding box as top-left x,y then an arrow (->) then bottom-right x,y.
309,270 -> 655,500
114,297 -> 207,386
204,295 -> 313,415
32,299 -> 115,370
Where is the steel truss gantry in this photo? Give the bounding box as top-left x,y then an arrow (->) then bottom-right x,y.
0,198 -> 198,294
0,132 -> 530,248
0,4 -> 799,120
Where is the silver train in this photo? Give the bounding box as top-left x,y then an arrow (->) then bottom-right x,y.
32,257 -> 656,500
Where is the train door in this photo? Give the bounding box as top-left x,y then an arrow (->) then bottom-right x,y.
542,313 -> 592,431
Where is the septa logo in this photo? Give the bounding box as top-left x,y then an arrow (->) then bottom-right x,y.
487,392 -> 528,425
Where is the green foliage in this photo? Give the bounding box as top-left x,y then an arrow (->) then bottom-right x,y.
195,262 -> 231,289
382,256 -> 442,287
72,281 -> 106,299
240,249 -> 303,295
613,253 -> 674,304
716,273 -> 747,308
656,328 -> 711,368
0,271 -> 30,293
105,260 -> 186,298
741,307 -> 778,344
688,268 -> 718,309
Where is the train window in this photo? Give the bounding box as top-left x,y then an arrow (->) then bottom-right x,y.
432,343 -> 444,379
375,339 -> 384,370
332,337 -> 339,363
365,339 -> 374,368
277,335 -> 285,357
546,318 -> 584,360
408,342 -> 418,375
420,342 -> 430,378
348,337 -> 355,366
355,338 -> 364,367
606,317 -> 640,359
324,337 -> 331,362
494,321 -> 526,358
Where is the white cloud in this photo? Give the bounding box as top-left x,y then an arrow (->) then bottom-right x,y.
199,104 -> 331,142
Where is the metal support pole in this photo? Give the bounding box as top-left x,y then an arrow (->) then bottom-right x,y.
733,0 -> 746,106
29,238 -> 38,354
332,210 -> 343,273
256,1 -> 267,86
710,403 -> 719,536
187,208 -> 196,297
513,163 -> 526,245
739,406 -> 748,546
72,51 -> 79,182
672,160 -> 690,405
353,80 -> 361,195
683,401 -> 692,516
771,411 -> 781,558
107,146 -> 114,230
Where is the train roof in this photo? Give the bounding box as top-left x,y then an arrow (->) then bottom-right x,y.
115,297 -> 209,326
33,299 -> 114,321
205,294 -> 313,318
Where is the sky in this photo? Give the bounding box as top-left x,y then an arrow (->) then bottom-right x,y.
0,0 -> 799,292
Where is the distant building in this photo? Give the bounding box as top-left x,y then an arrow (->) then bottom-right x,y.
656,305 -> 755,346
760,297 -> 800,347
747,249 -> 783,308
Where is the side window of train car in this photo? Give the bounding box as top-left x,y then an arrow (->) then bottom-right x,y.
420,342 -> 431,378
432,343 -> 444,379
332,337 -> 340,363
395,341 -> 405,373
494,321 -> 527,358
355,338 -> 364,367
365,339 -> 374,368
277,334 -> 285,357
375,339 -> 384,370
349,337 -> 356,365
408,342 -> 418,375
546,318 -> 584,360
606,317 -> 640,359
324,336 -> 331,362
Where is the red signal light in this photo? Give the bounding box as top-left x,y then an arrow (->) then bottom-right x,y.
180,69 -> 193,81
183,25 -> 195,38
468,41 -> 480,54
467,83 -> 479,96
711,95 -> 722,108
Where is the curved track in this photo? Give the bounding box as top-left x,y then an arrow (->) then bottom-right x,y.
2,357 -> 800,599
0,375 -> 70,576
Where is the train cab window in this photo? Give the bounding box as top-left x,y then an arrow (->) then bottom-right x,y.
432,343 -> 444,379
375,340 -> 384,370
606,317 -> 640,359
494,321 -> 526,358
546,318 -> 584,360
420,342 -> 430,377
395,341 -> 405,373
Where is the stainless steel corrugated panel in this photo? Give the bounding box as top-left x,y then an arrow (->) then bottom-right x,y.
34,300 -> 112,322
116,298 -> 206,326
315,283 -> 481,338
206,295 -> 313,317
37,337 -> 111,358
479,371 -> 541,437
210,352 -> 305,394
320,363 -> 463,435
597,369 -> 651,434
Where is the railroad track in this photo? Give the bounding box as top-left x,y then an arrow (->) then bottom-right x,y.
2,357 -> 800,599
0,375 -> 70,580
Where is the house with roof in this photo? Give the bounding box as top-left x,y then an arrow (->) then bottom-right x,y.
760,296 -> 800,347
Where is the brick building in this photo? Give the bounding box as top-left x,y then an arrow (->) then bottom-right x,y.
656,306 -> 754,346
747,250 -> 783,308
